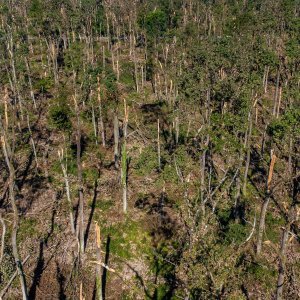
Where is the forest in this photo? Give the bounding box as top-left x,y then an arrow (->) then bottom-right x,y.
0,0 -> 299,299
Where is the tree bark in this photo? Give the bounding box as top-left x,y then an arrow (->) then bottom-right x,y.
157,119 -> 161,170
58,150 -> 76,235
257,152 -> 276,256
113,114 -> 119,169
275,226 -> 290,300
256,195 -> 270,256
0,131 -> 28,299
95,222 -> 103,300
242,112 -> 253,195
0,213 -> 6,264
74,96 -> 85,254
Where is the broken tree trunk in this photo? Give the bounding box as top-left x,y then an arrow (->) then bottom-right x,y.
275,225 -> 290,300
74,95 -> 85,254
256,150 -> 277,256
58,149 -> 75,235
95,222 -> 103,300
114,114 -> 119,169
0,131 -> 28,299
157,119 -> 161,170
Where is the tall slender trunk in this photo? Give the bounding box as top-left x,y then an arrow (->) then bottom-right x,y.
121,101 -> 129,213
0,213 -> 6,264
273,69 -> 280,116
157,119 -> 161,170
113,114 -> 119,169
256,151 -> 276,255
121,144 -> 127,214
26,115 -> 38,169
256,195 -> 270,256
275,225 -> 290,300
58,150 -> 76,235
92,104 -> 98,145
7,34 -> 23,118
74,96 -> 84,253
25,57 -> 37,109
234,173 -> 241,223
0,130 -> 28,299
102,45 -> 105,69
95,222 -> 103,300
200,147 -> 207,226
174,116 -> 179,145
263,65 -> 269,93
243,112 -> 253,195
97,77 -> 106,147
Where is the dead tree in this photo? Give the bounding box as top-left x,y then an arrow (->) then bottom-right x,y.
95,222 -> 103,300
256,150 -> 277,256
0,119 -> 28,299
58,149 -> 76,235
73,95 -> 85,254
121,100 -> 129,213
114,113 -> 119,169
0,212 -> 6,264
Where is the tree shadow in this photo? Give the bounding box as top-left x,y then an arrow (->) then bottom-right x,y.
125,262 -> 152,299
102,235 -> 111,300
44,192 -> 59,246
134,191 -> 179,298
56,261 -> 67,300
74,201 -> 79,235
84,174 -> 99,250
28,240 -> 44,299
92,280 -> 97,300
16,150 -> 34,191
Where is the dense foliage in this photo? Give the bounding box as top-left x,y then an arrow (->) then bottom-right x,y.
0,0 -> 299,299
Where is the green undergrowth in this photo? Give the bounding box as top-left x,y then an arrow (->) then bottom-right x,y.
18,217 -> 39,242
245,260 -> 277,295
88,198 -> 113,211
97,216 -> 152,260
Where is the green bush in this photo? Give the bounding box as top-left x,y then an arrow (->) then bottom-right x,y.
49,104 -> 72,131
247,263 -> 276,285
144,9 -> 167,38
135,146 -> 158,176
34,76 -> 54,93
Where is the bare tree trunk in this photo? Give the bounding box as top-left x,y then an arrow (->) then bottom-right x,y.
121,144 -> 127,214
174,116 -> 179,145
276,87 -> 282,118
74,96 -> 85,254
273,69 -> 280,116
243,112 -> 253,195
58,150 -> 75,235
133,43 -> 139,93
0,130 -> 28,299
92,103 -> 98,145
102,45 -> 105,69
276,226 -> 290,300
122,101 -> 129,213
263,66 -> 269,93
234,173 -> 241,223
256,151 -> 276,256
200,147 -> 207,226
7,34 -> 23,118
256,195 -> 270,256
0,255 -> 30,299
95,222 -> 103,300
25,57 -> 37,109
97,77 -> 106,147
26,115 -> 38,169
113,114 -> 119,169
0,213 -> 6,264
157,119 -> 161,170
